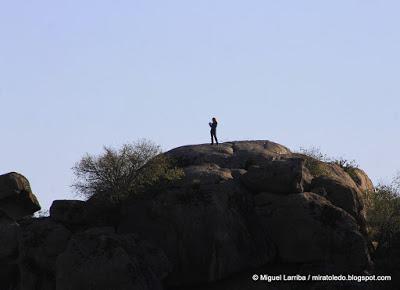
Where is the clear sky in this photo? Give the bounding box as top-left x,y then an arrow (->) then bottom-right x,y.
1,0 -> 399,210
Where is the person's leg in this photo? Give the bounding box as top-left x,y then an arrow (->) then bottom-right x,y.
210,131 -> 214,144
211,131 -> 218,145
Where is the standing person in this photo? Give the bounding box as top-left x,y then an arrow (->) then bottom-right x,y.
209,117 -> 218,145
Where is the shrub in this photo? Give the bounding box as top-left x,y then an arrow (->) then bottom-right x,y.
72,139 -> 183,202
296,147 -> 331,177
332,157 -> 359,183
365,175 -> 400,282
364,180 -> 400,244
298,146 -> 330,162
297,146 -> 359,180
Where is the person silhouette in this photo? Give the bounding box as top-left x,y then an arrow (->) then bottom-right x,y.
209,117 -> 218,145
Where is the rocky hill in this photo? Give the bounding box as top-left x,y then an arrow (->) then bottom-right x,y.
0,140 -> 381,290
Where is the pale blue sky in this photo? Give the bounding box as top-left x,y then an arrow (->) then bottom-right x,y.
1,0 -> 399,210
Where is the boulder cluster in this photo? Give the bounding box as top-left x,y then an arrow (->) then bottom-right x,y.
0,141 -> 376,290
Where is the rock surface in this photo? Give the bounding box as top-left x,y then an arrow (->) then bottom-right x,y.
118,179 -> 276,286
0,140 -> 376,289
240,158 -> 312,194
0,210 -> 19,260
254,192 -> 370,271
119,141 -> 372,287
18,218 -> 71,290
56,228 -> 170,290
351,168 -> 375,192
310,175 -> 363,219
0,172 -> 41,219
0,210 -> 19,289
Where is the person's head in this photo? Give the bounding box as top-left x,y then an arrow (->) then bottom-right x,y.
212,117 -> 217,123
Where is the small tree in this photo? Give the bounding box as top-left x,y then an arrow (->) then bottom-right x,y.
297,146 -> 330,162
72,139 -> 183,202
365,177 -> 400,244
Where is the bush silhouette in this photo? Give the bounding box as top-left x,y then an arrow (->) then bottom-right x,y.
72,139 -> 183,202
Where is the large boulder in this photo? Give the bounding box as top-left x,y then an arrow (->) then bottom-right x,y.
0,172 -> 42,288
0,210 -> 19,260
0,172 -> 41,219
114,140 -> 371,286
18,218 -> 71,290
0,210 -> 19,289
0,172 -> 32,199
294,154 -> 359,182
0,141 -> 376,289
228,141 -> 292,168
49,200 -> 87,225
118,179 -> 276,286
254,192 -> 371,273
183,164 -> 233,184
240,158 -> 312,194
309,175 -> 369,239
56,228 -> 170,290
310,175 -> 364,221
166,140 -> 291,168
351,168 -> 375,192
49,199 -> 119,228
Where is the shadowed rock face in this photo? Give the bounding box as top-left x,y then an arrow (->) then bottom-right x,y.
18,218 -> 71,290
0,172 -> 41,289
56,228 -> 170,290
118,141 -> 372,287
254,192 -> 371,271
240,158 -> 312,194
118,179 -> 276,286
0,172 -> 41,219
0,140 -> 375,290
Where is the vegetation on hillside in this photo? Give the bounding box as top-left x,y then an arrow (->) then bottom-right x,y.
364,175 -> 400,283
365,176 -> 400,246
296,146 -> 359,179
297,146 -> 400,247
72,139 -> 183,203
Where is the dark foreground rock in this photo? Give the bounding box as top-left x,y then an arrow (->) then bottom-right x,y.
18,218 -> 71,290
254,192 -> 370,271
56,228 -> 170,290
0,141 -> 379,289
118,179 -> 276,286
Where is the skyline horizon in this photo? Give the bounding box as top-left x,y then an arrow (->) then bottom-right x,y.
26,135 -> 400,212
1,0 -> 399,210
